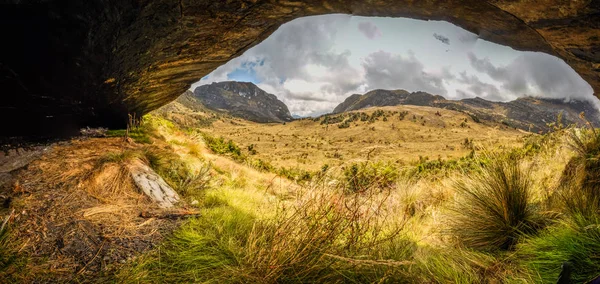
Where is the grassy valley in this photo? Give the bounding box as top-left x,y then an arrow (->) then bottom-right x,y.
197,105 -> 527,171
2,89 -> 600,283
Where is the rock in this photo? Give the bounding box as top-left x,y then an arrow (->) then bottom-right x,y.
192,81 -> 293,123
331,90 -> 600,133
0,0 -> 598,137
128,159 -> 180,208
0,146 -> 49,173
191,200 -> 199,206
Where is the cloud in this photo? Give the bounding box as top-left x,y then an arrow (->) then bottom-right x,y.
357,21 -> 382,39
193,15 -> 597,116
194,15 -> 364,116
361,50 -> 449,95
456,71 -> 505,101
467,52 -> 594,102
433,33 -> 450,45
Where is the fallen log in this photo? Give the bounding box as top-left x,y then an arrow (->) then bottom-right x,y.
140,210 -> 201,220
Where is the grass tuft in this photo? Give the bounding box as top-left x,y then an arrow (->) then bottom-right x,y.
559,128 -> 600,219
122,187 -> 416,283
451,155 -> 544,251
517,214 -> 600,283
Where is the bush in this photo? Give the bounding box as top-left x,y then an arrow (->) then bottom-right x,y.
451,156 -> 544,251
202,133 -> 244,161
247,159 -> 274,172
343,162 -> 398,192
278,167 -> 313,183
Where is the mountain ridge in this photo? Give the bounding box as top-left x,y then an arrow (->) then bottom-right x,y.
191,81 -> 293,123
332,89 -> 600,133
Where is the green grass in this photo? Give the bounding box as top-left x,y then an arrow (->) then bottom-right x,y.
0,225 -> 27,281
106,128 -> 153,144
121,187 -> 417,283
517,215 -> 600,283
141,147 -> 211,201
451,155 -> 545,251
559,128 -> 600,219
201,133 -> 245,161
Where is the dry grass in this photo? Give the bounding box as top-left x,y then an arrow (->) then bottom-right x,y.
197,105 -> 527,171
0,138 -> 182,282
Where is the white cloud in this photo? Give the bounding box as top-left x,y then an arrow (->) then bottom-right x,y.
357,21 -> 382,39
361,50 -> 450,95
191,15 -> 597,116
467,52 -> 594,102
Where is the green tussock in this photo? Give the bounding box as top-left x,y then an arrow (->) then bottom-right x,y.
121,188 -> 417,283
451,155 -> 545,251
517,215 -> 600,283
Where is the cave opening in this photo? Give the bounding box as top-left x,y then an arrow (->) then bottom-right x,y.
189,14 -> 598,119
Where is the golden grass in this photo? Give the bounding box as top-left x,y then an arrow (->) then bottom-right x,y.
197,105 -> 527,171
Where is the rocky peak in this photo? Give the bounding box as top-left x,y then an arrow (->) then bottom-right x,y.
192,81 -> 293,123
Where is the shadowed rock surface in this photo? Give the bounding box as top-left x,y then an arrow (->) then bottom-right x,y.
1,0 -> 599,137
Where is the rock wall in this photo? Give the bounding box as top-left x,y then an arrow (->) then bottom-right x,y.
1,0 -> 598,137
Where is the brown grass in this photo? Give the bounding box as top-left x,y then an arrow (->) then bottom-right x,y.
197,105 -> 527,171
2,138 -> 178,282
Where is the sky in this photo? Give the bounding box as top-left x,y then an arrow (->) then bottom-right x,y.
192,14 -> 596,117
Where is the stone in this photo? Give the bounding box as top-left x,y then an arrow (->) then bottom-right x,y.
0,0 -> 598,137
128,159 -> 180,208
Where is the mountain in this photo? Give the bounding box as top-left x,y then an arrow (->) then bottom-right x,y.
332,90 -> 445,114
191,81 -> 293,123
333,89 -> 600,133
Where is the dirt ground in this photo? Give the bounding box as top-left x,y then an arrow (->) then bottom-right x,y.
0,138 -> 181,282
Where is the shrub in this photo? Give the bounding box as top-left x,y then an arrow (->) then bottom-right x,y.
202,133 -> 244,161
247,159 -> 274,172
247,144 -> 257,155
278,167 -> 313,183
451,156 -> 544,251
343,162 -> 398,192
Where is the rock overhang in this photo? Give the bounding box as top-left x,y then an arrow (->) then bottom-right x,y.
0,0 -> 598,138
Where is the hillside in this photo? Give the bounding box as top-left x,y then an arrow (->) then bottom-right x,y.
177,104 -> 527,171
192,81 -> 293,123
333,89 -> 600,133
4,94 -> 600,282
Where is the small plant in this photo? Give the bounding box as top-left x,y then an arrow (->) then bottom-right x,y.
247,144 -> 257,155
343,162 -> 398,192
451,156 -> 543,251
202,133 -> 244,161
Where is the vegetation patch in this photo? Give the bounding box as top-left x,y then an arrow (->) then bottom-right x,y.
450,156 -> 545,251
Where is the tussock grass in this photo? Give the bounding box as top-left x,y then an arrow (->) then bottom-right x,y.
122,186 -> 416,283
559,128 -> 600,219
138,147 -> 212,200
451,155 -> 545,251
517,214 -> 600,283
